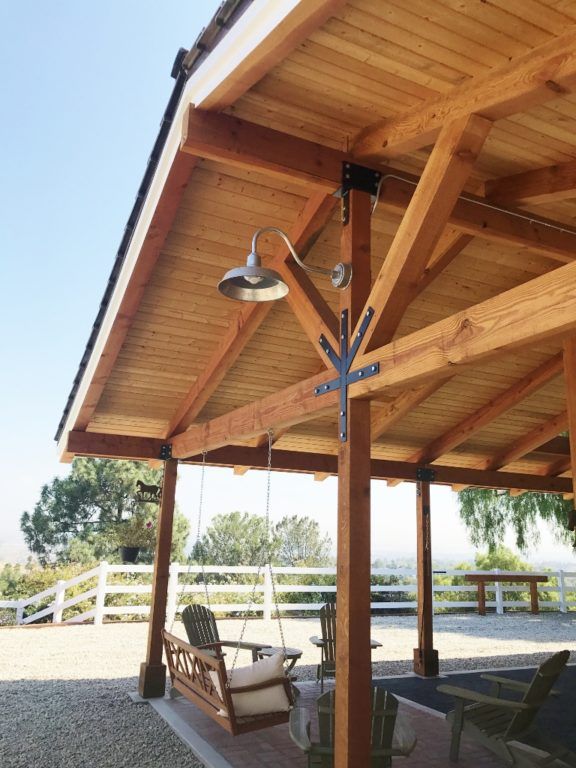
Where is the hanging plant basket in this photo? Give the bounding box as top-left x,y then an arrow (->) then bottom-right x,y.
120,546 -> 140,564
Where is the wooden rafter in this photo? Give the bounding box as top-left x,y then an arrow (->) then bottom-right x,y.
479,411 -> 568,472
352,27 -> 576,160
171,255 -> 576,458
164,192 -> 336,437
485,160 -> 576,206
371,380 -> 449,440
356,113 -> 491,354
406,354 -> 563,465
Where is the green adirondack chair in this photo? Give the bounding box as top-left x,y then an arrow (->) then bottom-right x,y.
508,741 -> 576,767
310,602 -> 382,691
181,604 -> 271,662
437,650 -> 570,764
289,688 -> 417,768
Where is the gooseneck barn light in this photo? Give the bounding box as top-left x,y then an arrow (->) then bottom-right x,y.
217,226 -> 352,302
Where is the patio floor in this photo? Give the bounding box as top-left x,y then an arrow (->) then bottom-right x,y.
148,680 -> 503,768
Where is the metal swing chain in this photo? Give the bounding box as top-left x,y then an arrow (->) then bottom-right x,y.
169,450 -> 209,631
228,429 -> 289,682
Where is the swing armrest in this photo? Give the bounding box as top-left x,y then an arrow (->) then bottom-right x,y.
228,675 -> 291,695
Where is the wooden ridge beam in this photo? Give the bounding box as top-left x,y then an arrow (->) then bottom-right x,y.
357,114 -> 491,353
407,354 -> 564,465
352,27 -> 576,160
485,159 -> 576,206
164,192 -> 337,437
172,255 -> 576,458
479,411 -> 568,471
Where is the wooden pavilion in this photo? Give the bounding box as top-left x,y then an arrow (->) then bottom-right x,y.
57,1 -> 576,764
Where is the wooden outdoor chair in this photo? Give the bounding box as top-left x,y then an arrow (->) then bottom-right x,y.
289,687 -> 417,767
507,742 -> 576,767
181,604 -> 271,662
437,650 -> 570,764
309,602 -> 382,691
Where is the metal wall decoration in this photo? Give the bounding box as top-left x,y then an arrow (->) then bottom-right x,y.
135,480 -> 162,504
314,307 -> 380,442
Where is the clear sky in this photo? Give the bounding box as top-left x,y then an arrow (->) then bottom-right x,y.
0,1 -> 573,566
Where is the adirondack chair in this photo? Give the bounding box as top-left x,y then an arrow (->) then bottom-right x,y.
309,602 -> 383,690
181,604 -> 271,662
508,742 -> 576,768
437,650 -> 570,764
289,687 -> 417,767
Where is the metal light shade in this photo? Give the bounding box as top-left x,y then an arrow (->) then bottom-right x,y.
217,251 -> 289,302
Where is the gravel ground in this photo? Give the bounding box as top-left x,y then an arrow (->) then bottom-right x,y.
1,613 -> 576,767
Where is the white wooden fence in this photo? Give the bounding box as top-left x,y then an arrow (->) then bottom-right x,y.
1,563 -> 575,625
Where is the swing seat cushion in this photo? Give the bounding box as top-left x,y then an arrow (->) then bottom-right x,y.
210,651 -> 292,718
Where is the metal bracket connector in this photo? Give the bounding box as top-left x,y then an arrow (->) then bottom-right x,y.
160,444 -> 173,461
416,467 -> 436,482
341,162 -> 381,224
314,307 -> 379,441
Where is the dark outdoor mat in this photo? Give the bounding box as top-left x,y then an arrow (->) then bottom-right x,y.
375,663 -> 576,752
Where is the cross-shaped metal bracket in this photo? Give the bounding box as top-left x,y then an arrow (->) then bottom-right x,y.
314,307 -> 380,441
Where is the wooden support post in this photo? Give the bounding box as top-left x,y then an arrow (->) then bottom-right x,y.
413,480 -> 439,676
563,337 -> 576,539
139,458 -> 178,698
335,189 -> 372,768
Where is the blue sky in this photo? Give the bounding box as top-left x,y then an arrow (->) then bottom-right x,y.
0,1 -> 573,565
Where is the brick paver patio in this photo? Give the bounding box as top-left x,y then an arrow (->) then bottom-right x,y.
149,680 -> 503,768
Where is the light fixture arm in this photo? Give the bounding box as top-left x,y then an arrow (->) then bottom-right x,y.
252,226 -> 352,289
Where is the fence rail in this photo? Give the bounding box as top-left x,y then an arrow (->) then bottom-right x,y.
1,563 -> 576,625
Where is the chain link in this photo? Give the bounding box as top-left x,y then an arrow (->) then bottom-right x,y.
170,451 -> 209,630
228,429 -> 289,682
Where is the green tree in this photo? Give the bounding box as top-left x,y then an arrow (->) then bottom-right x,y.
273,515 -> 332,566
457,488 -> 573,552
21,458 -> 189,564
193,511 -> 271,566
474,545 -> 531,572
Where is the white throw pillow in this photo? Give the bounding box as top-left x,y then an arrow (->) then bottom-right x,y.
209,651 -> 291,718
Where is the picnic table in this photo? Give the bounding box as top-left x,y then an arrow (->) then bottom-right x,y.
464,573 -> 549,615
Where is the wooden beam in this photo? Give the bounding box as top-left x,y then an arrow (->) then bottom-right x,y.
314,472 -> 331,482
279,260 -> 339,355
139,458 -> 178,698
406,354 -> 563,465
183,110 -> 576,263
535,437 -> 571,456
335,188 -> 373,768
353,27 -> 576,160
181,107 -> 343,192
184,445 -> 573,493
165,192 -> 336,436
378,176 -> 576,264
371,380 -> 449,440
419,230 -> 473,293
485,160 -> 576,206
479,412 -> 568,471
66,431 -> 166,461
413,480 -> 439,677
357,114 -> 491,353
563,338 -> 576,502
173,256 -> 576,458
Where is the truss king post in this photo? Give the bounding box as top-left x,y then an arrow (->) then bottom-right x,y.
413,472 -> 439,677
139,457 -> 178,698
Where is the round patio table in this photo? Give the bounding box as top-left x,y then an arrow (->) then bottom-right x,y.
257,645 -> 303,673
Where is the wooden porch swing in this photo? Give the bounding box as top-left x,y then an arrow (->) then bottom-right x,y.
162,433 -> 295,734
